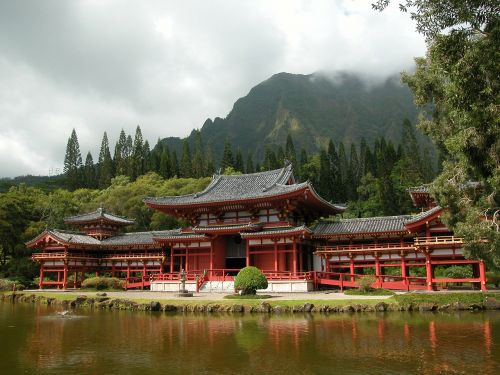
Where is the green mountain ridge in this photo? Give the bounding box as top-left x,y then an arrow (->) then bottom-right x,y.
160,71 -> 426,162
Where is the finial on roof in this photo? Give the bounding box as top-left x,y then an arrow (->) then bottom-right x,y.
284,159 -> 291,167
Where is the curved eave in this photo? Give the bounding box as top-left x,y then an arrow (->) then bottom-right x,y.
152,235 -> 209,243
63,217 -> 135,226
312,230 -> 409,239
241,228 -> 312,239
405,207 -> 444,233
144,184 -> 344,216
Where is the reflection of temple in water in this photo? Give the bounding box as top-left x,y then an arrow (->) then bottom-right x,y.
19,308 -> 498,374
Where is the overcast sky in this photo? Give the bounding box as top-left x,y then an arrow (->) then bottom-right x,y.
0,0 -> 426,178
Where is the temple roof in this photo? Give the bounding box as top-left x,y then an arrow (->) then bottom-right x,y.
405,206 -> 443,225
144,165 -> 344,214
407,185 -> 430,194
26,229 -> 179,248
313,215 -> 411,237
240,225 -> 312,238
64,208 -> 135,226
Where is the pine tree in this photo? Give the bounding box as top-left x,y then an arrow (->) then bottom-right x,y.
83,151 -> 96,188
97,132 -> 113,188
234,147 -> 244,172
276,146 -> 285,166
159,146 -> 171,178
63,128 -> 83,190
204,143 -> 215,176
285,133 -> 298,169
171,150 -> 180,177
130,125 -> 144,179
337,142 -> 348,202
125,134 -> 133,177
113,129 -> 128,176
263,146 -> 278,170
245,152 -> 254,174
142,140 -> 151,173
180,139 -> 192,177
347,144 -> 360,201
192,131 -> 205,178
318,148 -> 332,200
327,140 -> 340,201
220,140 -> 234,172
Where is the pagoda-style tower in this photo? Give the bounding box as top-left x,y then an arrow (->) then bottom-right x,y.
64,208 -> 135,239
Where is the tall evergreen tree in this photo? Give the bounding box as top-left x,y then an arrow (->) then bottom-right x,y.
142,140 -> 151,174
204,143 -> 215,176
113,129 -> 128,176
125,134 -> 133,177
327,140 -> 341,201
337,142 -> 348,202
180,139 -> 192,177
234,147 -> 244,172
192,130 -> 205,178
159,146 -> 171,178
245,152 -> 254,174
63,128 -> 83,190
285,133 -> 298,170
131,126 -> 144,179
347,144 -> 360,201
171,150 -> 180,177
83,151 -> 96,189
97,132 -> 113,188
220,139 -> 234,171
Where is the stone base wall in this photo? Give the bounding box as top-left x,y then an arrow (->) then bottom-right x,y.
150,280 -> 313,293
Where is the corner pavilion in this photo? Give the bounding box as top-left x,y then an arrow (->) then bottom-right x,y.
27,165 -> 487,292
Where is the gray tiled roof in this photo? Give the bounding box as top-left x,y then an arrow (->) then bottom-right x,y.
64,208 -> 135,225
144,165 -> 302,205
405,206 -> 442,225
313,215 -> 411,236
241,225 -> 312,237
47,230 -> 101,245
407,185 -> 430,194
101,230 -> 180,246
192,222 -> 263,233
144,165 -> 345,215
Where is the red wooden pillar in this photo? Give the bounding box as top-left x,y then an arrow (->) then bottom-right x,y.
246,239 -> 250,267
349,256 -> 355,282
299,243 -> 303,272
274,241 -> 278,272
185,246 -> 189,272
62,262 -> 68,290
39,264 -> 44,289
401,256 -> 408,289
292,239 -> 297,275
479,260 -> 487,291
425,252 -> 433,291
374,255 -> 381,288
170,246 -> 174,273
126,262 -> 131,279
73,271 -> 77,288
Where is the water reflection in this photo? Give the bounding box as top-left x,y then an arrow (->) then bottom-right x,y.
1,303 -> 498,375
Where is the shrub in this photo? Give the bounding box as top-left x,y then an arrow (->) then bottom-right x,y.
234,266 -> 268,295
344,288 -> 395,296
486,272 -> 500,287
0,278 -> 25,291
81,277 -> 125,290
443,265 -> 473,279
356,275 -> 376,292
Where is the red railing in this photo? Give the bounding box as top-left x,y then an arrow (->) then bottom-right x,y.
414,236 -> 464,246
32,252 -> 98,260
315,271 -> 427,291
125,275 -> 151,290
316,242 -> 415,254
103,253 -> 164,260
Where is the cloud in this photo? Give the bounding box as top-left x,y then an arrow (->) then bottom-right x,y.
0,0 -> 426,177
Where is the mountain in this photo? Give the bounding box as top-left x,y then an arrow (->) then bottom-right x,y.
159,71 -> 425,161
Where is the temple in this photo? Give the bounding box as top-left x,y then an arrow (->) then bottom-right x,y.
27,165 -> 487,291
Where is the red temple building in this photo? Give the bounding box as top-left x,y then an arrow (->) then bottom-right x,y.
27,166 -> 487,292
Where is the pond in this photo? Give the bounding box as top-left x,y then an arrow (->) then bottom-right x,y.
0,303 -> 498,374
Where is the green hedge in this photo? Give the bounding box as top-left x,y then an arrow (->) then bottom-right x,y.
81,277 -> 125,290
0,278 -> 24,291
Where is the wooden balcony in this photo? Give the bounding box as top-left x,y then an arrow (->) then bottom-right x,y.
32,252 -> 98,261
102,252 -> 165,261
315,242 -> 415,256
414,236 -> 464,247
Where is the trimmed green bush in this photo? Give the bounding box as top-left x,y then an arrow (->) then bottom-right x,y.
81,277 -> 125,290
234,267 -> 268,295
356,275 -> 376,292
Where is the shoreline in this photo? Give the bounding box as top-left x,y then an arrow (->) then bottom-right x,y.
2,290 -> 500,314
